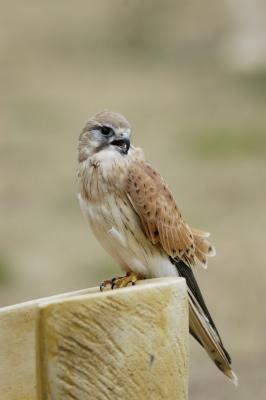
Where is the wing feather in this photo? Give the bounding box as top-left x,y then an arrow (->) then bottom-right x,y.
127,161 -> 197,266
126,160 -> 237,383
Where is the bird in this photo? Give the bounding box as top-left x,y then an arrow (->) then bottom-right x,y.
77,110 -> 238,385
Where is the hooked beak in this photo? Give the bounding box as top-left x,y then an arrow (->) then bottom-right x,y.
110,135 -> 130,155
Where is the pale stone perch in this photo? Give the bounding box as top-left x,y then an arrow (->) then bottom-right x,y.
0,278 -> 188,400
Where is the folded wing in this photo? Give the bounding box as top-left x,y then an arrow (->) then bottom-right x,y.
126,160 -> 237,384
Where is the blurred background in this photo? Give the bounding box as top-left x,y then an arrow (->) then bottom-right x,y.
0,0 -> 265,398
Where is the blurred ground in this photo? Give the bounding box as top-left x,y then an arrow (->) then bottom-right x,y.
0,1 -> 266,398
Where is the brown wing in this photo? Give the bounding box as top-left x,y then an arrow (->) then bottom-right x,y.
127,160 -> 197,266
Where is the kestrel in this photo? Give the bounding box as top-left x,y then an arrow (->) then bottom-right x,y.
77,110 -> 237,384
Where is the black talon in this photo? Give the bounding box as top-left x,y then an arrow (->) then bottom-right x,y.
100,282 -> 105,291
111,281 -> 116,289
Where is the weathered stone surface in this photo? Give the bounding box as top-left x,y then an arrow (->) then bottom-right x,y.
38,278 -> 188,400
0,302 -> 39,400
0,278 -> 188,400
0,288 -> 94,400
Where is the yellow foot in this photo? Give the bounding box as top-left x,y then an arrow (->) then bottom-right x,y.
99,276 -> 123,291
113,272 -> 141,289
99,272 -> 142,291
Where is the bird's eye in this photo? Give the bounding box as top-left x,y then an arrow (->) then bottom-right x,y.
100,126 -> 112,136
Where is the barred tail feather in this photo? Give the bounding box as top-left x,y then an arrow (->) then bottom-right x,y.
189,290 -> 238,385
171,258 -> 238,385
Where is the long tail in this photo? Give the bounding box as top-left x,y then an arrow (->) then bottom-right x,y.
170,258 -> 238,385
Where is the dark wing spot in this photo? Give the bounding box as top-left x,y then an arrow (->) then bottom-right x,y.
214,359 -> 223,369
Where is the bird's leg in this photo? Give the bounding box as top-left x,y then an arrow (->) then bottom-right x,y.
111,271 -> 143,289
99,272 -> 143,291
99,276 -> 124,291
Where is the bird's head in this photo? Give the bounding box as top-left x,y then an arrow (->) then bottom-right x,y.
78,110 -> 131,162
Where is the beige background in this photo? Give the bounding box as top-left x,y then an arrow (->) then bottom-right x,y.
0,1 -> 265,399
